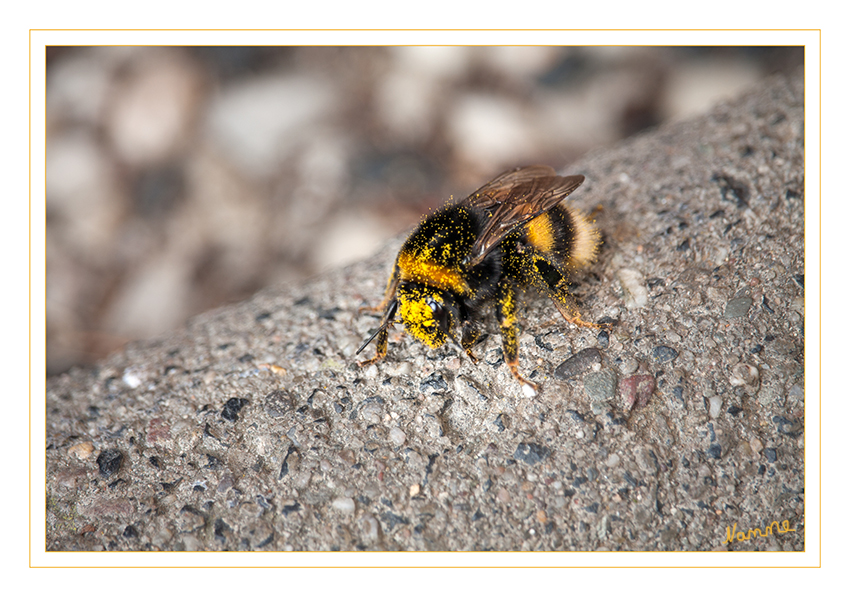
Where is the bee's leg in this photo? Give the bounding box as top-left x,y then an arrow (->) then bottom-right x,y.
529,253 -> 604,330
496,279 -> 539,397
357,298 -> 398,366
357,326 -> 389,367
455,301 -> 479,363
459,321 -> 479,363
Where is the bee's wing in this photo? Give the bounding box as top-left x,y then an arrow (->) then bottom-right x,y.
464,166 -> 585,267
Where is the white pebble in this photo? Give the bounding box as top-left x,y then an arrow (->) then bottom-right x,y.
617,268 -> 649,309
122,368 -> 142,388
708,395 -> 723,418
389,427 -> 407,446
331,497 -> 355,513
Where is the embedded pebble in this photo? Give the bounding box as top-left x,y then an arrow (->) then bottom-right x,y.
221,397 -> 249,422
729,363 -> 759,387
708,395 -> 723,418
724,295 -> 753,318
389,426 -> 407,446
617,268 -> 648,309
651,345 -> 678,364
513,442 -> 551,465
122,368 -> 142,389
384,361 -> 412,377
96,449 -> 123,478
361,515 -> 379,540
331,497 -> 355,513
553,347 -> 602,380
68,441 -> 94,460
618,357 -> 639,375
583,369 -> 617,402
620,374 -> 655,409
419,372 -> 448,393
361,402 -> 383,424
521,382 -> 538,398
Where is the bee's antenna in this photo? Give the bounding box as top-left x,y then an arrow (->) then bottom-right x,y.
355,300 -> 398,355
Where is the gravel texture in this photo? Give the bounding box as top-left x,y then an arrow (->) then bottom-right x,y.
46,72 -> 804,552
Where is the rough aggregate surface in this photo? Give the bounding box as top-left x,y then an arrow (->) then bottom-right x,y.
46,72 -> 805,552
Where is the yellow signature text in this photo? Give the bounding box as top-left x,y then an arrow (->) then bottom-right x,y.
723,519 -> 797,544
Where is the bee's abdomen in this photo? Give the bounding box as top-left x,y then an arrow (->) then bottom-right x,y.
525,205 -> 600,270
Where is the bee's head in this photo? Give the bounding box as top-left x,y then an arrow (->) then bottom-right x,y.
397,284 -> 455,349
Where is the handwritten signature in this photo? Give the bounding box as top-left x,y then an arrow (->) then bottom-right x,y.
723,519 -> 797,544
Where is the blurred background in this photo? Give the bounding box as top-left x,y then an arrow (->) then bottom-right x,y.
45,45 -> 803,375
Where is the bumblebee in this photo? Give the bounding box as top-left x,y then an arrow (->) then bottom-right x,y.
356,165 -> 602,396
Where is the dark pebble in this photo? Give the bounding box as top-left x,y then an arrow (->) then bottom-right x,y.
264,389 -> 294,418
534,334 -> 553,352
318,307 -> 341,320
566,409 -> 585,423
380,512 -> 410,531
96,449 -> 123,478
122,525 -> 138,538
553,347 -> 602,380
256,534 -> 275,548
214,518 -> 230,542
672,385 -> 685,407
765,448 -> 778,463
707,444 -> 722,459
713,174 -> 750,208
727,405 -> 743,416
513,442 -> 551,465
724,295 -> 753,319
419,372 -> 448,393
281,502 -> 301,516
221,397 -> 249,422
596,329 -> 609,349
773,415 -> 803,436
651,346 -> 678,364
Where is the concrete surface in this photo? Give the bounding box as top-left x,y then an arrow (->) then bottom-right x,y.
46,71 -> 805,552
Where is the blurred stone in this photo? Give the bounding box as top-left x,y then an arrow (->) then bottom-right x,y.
105,48 -> 204,167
